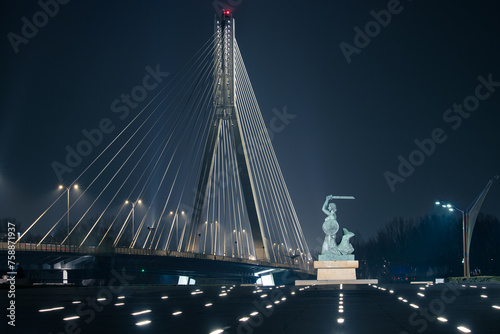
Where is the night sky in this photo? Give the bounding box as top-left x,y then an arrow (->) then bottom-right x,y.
1,0 -> 499,251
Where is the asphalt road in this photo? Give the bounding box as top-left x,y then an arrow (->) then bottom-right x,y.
3,282 -> 499,333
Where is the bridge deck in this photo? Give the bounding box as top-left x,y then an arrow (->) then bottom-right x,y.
1,242 -> 314,284
2,242 -> 301,269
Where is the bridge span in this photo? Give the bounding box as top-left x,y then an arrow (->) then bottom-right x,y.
1,242 -> 314,285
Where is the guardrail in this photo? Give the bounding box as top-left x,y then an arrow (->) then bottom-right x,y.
0,242 -> 96,253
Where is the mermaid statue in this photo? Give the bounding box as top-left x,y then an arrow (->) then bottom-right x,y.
318,195 -> 355,261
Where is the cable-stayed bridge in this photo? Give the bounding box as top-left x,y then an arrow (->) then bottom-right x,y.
11,10 -> 313,283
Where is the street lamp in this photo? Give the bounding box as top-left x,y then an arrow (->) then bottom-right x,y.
168,210 -> 187,252
434,175 -> 498,278
59,184 -> 79,239
204,221 -> 208,254
177,211 -> 187,252
125,199 -> 142,239
435,200 -> 468,277
214,221 -> 218,255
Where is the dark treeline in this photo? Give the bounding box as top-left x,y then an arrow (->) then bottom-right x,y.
353,214 -> 500,281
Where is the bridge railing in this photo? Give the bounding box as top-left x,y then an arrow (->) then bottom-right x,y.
0,242 -> 97,253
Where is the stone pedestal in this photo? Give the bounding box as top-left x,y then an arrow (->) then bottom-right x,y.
295,260 -> 378,286
316,260 -> 358,280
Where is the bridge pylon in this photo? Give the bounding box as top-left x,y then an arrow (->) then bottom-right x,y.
185,10 -> 269,261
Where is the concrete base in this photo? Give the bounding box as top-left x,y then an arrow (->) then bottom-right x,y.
318,268 -> 356,280
315,260 -> 358,280
295,279 -> 378,285
295,260 -> 378,286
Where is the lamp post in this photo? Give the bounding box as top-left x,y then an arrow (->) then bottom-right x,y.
168,210 -> 186,251
435,200 -> 468,277
204,221 -> 208,254
177,211 -> 187,252
435,175 -> 498,278
213,221 -> 218,255
59,184 -> 78,239
125,199 -> 142,239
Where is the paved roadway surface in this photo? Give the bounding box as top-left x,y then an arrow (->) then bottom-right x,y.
3,282 -> 499,333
